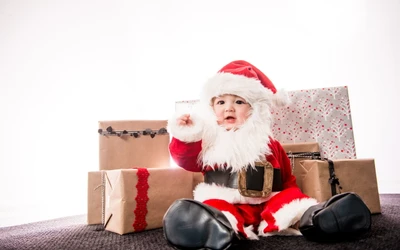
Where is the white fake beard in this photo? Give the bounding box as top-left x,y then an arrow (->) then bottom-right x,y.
199,103 -> 273,172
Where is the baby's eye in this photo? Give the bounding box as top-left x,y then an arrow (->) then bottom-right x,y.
217,100 -> 225,105
236,100 -> 246,104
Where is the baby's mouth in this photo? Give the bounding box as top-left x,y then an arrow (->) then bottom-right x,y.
225,116 -> 236,122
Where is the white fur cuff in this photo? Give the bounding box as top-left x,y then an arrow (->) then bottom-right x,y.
167,112 -> 204,143
273,197 -> 318,231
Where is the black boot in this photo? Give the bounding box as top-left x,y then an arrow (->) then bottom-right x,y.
163,198 -> 236,250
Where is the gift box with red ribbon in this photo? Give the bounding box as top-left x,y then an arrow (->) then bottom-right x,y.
103,167 -> 194,235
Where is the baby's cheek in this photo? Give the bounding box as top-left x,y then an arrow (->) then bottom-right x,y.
216,119 -> 223,125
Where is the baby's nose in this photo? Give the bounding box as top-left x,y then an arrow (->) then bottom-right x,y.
225,105 -> 234,112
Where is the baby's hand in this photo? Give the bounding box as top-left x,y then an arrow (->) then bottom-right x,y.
177,114 -> 193,126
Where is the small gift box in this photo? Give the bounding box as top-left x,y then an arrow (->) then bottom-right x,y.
299,159 -> 381,214
281,142 -> 320,191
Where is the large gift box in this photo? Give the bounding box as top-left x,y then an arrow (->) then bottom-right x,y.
281,142 -> 320,191
270,86 -> 357,160
103,167 -> 194,235
299,159 -> 381,214
98,120 -> 170,170
175,86 -> 357,160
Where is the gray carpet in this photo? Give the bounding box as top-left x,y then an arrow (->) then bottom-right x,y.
0,194 -> 399,250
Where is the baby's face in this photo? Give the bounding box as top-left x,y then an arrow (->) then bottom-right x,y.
212,94 -> 251,131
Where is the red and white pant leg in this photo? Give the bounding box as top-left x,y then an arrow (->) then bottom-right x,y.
203,199 -> 260,240
258,187 -> 318,236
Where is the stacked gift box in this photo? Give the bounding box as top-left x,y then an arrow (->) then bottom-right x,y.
175,86 -> 381,214
87,120 -> 196,235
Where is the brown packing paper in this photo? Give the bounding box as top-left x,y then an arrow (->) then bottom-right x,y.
281,142 -> 320,191
87,171 -> 104,225
104,167 -> 194,235
300,159 -> 381,214
193,172 -> 204,190
99,120 -> 170,170
87,170 -> 200,225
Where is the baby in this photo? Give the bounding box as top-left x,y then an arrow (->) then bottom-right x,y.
163,60 -> 317,250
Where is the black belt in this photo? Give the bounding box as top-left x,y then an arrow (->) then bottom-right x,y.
204,164 -> 283,195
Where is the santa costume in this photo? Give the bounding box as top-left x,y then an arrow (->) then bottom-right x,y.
163,60 -> 317,250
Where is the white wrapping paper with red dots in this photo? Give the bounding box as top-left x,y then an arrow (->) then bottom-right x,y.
270,86 -> 356,159
174,86 -> 356,159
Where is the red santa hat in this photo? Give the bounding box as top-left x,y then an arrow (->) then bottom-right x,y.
201,60 -> 289,107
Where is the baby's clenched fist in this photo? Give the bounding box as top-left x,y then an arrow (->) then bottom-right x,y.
177,114 -> 193,126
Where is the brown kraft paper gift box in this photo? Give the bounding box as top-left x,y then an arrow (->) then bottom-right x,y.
281,142 -> 320,191
87,171 -> 104,224
104,167 -> 194,235
192,172 -> 204,190
87,169 -> 200,225
98,120 -> 170,170
299,159 -> 381,214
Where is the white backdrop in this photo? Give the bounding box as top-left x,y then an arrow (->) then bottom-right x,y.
1,0 -> 399,227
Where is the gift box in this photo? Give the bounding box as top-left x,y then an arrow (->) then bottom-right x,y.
271,86 -> 357,160
192,172 -> 204,190
299,159 -> 381,214
87,169 -> 200,225
175,86 -> 357,160
103,167 -> 194,235
87,171 -> 104,225
98,120 -> 170,170
281,142 -> 320,191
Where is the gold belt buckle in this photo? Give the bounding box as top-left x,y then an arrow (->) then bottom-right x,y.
238,161 -> 273,198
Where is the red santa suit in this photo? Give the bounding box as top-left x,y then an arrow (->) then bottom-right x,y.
167,60 -> 317,240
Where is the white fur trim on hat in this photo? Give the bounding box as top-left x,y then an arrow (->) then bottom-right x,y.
201,72 -> 288,107
201,72 -> 274,106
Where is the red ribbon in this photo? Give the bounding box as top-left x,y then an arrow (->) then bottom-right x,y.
132,168 -> 150,231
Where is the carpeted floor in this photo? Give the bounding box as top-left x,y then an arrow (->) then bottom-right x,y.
0,194 -> 399,250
